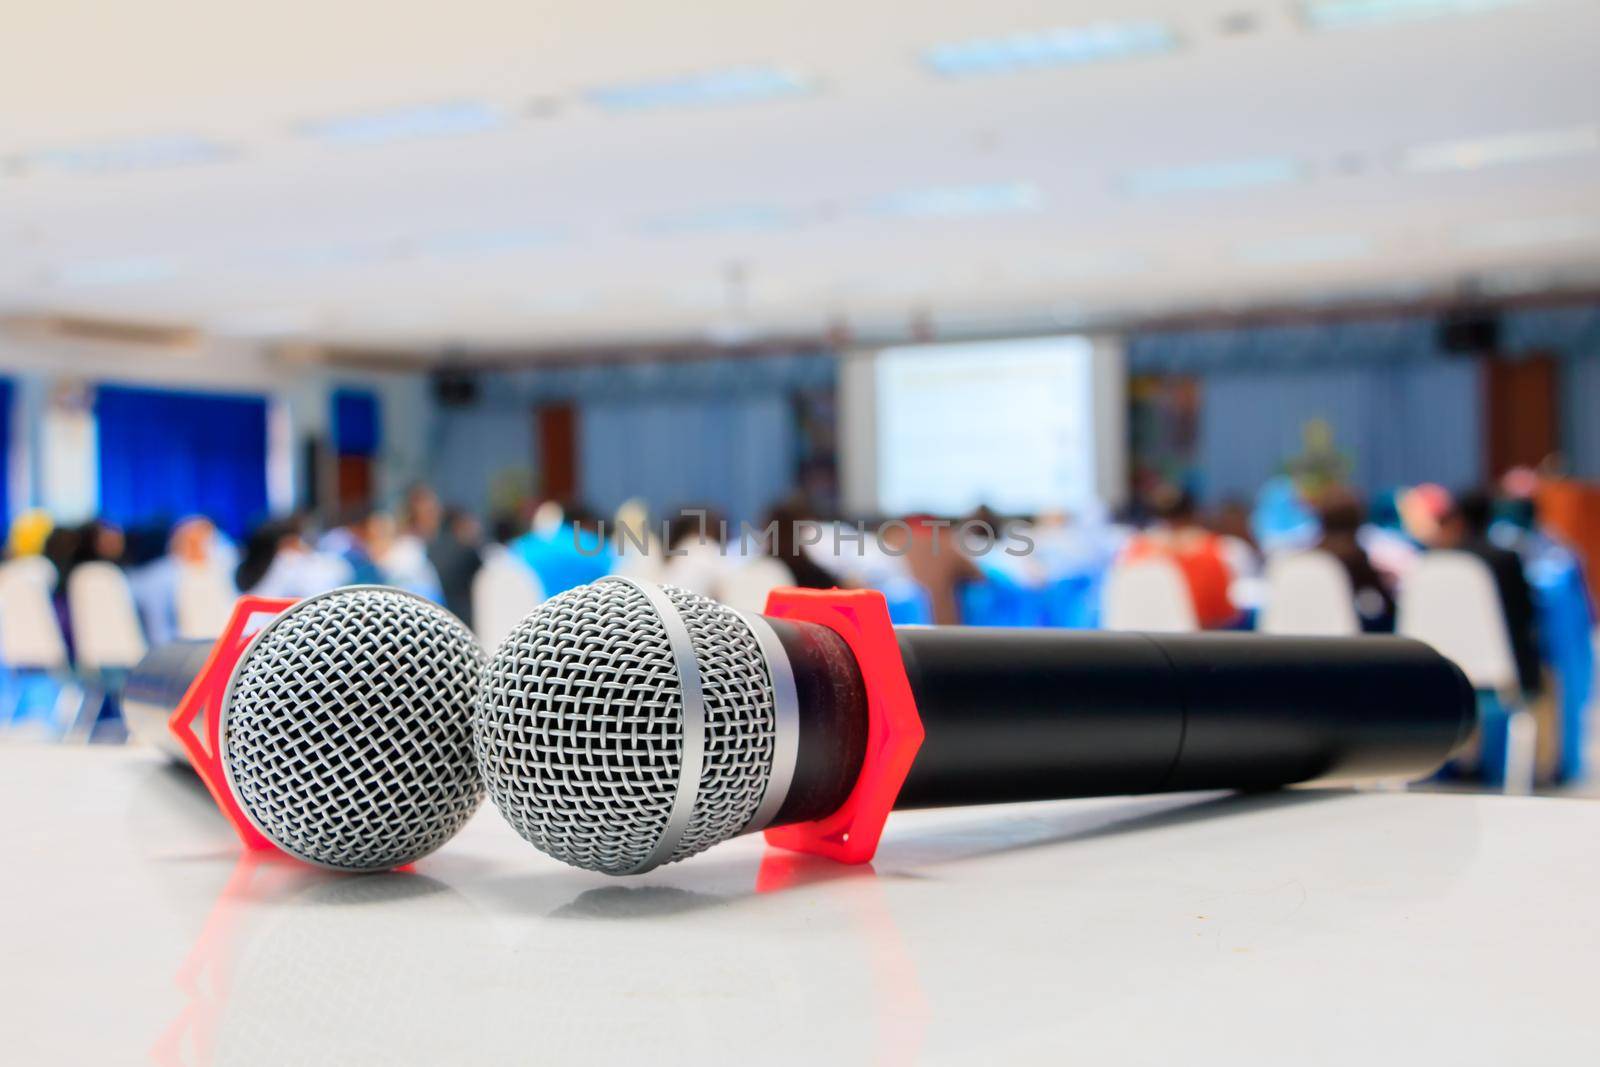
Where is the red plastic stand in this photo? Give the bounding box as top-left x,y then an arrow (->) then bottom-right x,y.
166,596 -> 297,854
761,587 -> 924,864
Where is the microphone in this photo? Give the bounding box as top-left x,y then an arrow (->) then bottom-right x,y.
126,586 -> 485,872
474,577 -> 1474,876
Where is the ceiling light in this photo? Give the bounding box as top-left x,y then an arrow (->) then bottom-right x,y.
1402,125 -> 1600,172
1125,157 -> 1303,195
923,21 -> 1177,77
871,183 -> 1043,217
1302,0 -> 1534,30
1458,215 -> 1600,248
297,101 -> 505,145
25,135 -> 231,174
1234,234 -> 1373,265
55,257 -> 181,287
585,67 -> 812,112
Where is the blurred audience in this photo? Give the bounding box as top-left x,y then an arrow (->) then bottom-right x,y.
237,516 -> 353,599
762,498 -> 840,590
1315,491 -> 1396,632
659,506 -> 734,596
510,500 -> 612,596
1123,489 -> 1239,629
1432,490 -> 1543,698
430,507 -> 484,625
6,509 -> 53,561
883,515 -> 982,625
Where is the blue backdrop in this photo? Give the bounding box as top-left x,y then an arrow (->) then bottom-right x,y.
96,384 -> 269,537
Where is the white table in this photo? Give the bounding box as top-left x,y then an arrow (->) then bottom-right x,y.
4,745 -> 1598,1065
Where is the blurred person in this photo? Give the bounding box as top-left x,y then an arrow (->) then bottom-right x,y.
761,498 -> 840,591
1122,489 -> 1240,629
1434,490 -> 1542,698
127,517 -> 231,645
883,515 -> 982,626
659,506 -> 735,596
236,516 -> 354,599
1250,475 -> 1319,554
49,519 -> 127,657
1209,497 -> 1261,577
5,509 -> 53,560
1315,491 -> 1395,632
510,500 -> 611,596
429,507 -> 484,625
611,497 -> 664,581
337,508 -> 391,586
1028,504 -> 1120,580
1399,483 -> 1453,547
382,484 -> 445,600
1357,488 -> 1422,588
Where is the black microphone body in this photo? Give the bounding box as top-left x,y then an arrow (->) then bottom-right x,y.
768,621 -> 1475,823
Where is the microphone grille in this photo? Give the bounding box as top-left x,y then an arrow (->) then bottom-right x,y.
475,579 -> 777,875
221,587 -> 485,871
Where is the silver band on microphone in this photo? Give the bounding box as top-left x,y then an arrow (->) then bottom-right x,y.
599,576 -> 708,875
738,610 -> 799,835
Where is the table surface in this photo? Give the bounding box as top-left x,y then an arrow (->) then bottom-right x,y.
4,745 -> 1598,1066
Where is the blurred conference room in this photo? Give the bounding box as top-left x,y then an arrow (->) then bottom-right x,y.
3,1 -> 1600,1059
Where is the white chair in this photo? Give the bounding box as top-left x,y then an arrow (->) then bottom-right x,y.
0,559 -> 77,739
0,558 -> 67,670
67,562 -> 149,672
472,550 -> 544,652
63,562 -> 147,743
1259,551 -> 1361,637
1398,551 -> 1535,794
1101,557 -> 1198,633
717,558 -> 796,614
175,564 -> 236,640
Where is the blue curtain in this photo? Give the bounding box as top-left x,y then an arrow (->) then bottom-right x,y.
332,388 -> 380,456
580,394 -> 796,525
96,385 -> 269,537
1197,359 -> 1482,501
431,407 -> 536,516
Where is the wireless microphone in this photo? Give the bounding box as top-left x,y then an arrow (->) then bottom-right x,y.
125,586 -> 484,872
474,577 -> 1473,876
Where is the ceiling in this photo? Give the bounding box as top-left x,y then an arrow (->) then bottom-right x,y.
2,0 -> 1598,359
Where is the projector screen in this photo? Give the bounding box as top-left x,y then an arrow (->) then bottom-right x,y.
869,335 -> 1120,516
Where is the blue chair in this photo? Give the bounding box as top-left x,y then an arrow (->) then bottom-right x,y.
1041,572 -> 1099,629
881,581 -> 934,626
1531,556 -> 1595,783
959,566 -> 1047,627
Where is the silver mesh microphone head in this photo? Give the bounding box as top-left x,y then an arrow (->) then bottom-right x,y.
474,577 -> 799,875
220,586 -> 485,872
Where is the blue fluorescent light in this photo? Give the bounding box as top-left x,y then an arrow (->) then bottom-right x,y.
872,183 -> 1043,217
27,135 -> 231,174
1303,0 -> 1532,29
1235,234 -> 1373,265
415,227 -> 567,256
1125,157 -> 1303,195
56,257 -> 181,287
585,67 -> 811,112
641,204 -> 800,235
298,101 -> 505,145
923,21 -> 1177,77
